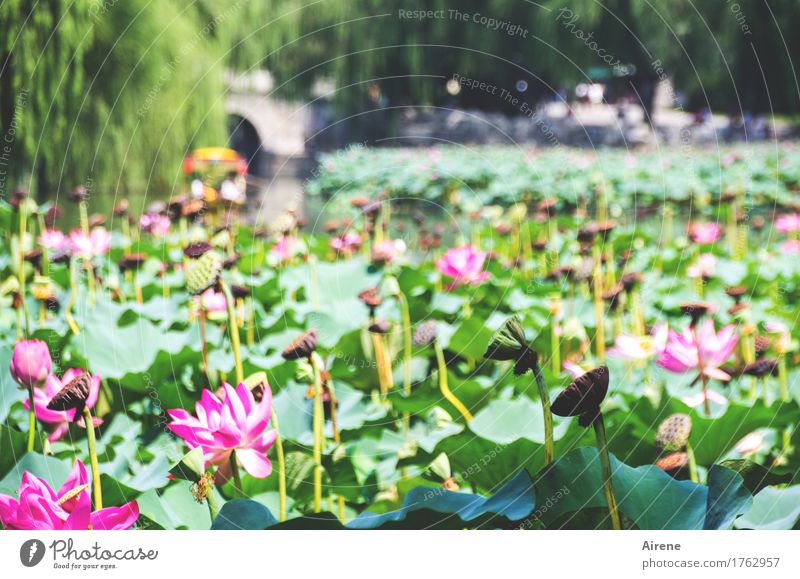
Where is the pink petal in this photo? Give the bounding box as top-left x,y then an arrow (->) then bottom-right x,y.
235,448 -> 272,478
91,500 -> 139,530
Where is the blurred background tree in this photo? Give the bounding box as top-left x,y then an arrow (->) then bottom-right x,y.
1,0 -> 797,197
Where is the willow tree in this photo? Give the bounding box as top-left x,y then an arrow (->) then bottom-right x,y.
1,0 -> 234,199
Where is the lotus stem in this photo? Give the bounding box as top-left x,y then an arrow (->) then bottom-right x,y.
83,407 -> 102,509
433,338 -> 473,422
533,364 -> 554,465
18,204 -> 30,336
220,280 -> 244,384
593,414 -> 621,530
246,298 -> 255,347
65,257 -> 80,335
686,441 -> 699,483
310,354 -> 324,512
27,387 -> 36,452
692,325 -> 711,416
229,450 -> 244,498
592,245 -> 605,361
398,291 -> 413,434
270,407 -> 287,521
550,317 -> 561,375
205,484 -> 220,520
199,309 -> 209,379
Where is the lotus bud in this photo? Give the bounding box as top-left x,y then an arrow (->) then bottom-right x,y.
656,413 -> 692,451
185,250 -> 222,295
10,339 -> 52,390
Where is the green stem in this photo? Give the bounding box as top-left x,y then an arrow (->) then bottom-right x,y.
398,292 -> 413,435
27,388 -> 36,452
83,407 -> 102,509
18,205 -> 30,336
434,339 -> 473,422
533,365 -> 554,466
593,414 -> 621,530
206,485 -> 221,520
550,318 -> 560,375
220,280 -> 244,384
270,407 -> 287,521
686,441 -> 699,484
65,258 -> 80,335
310,354 -> 324,512
230,451 -> 244,498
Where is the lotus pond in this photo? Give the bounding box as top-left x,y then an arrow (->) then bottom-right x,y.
1,143 -> 800,531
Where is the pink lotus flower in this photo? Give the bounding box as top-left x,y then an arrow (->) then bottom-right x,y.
270,236 -> 299,263
69,227 -> 111,259
687,253 -> 716,279
688,222 -> 722,244
139,213 -> 171,236
781,239 -> 800,254
436,245 -> 490,288
607,324 -> 668,361
0,460 -> 138,530
24,369 -> 102,442
39,229 -> 69,252
167,382 -> 277,482
10,340 -> 52,390
330,232 -> 362,255
193,288 -> 228,320
370,239 -> 405,264
562,361 -> 587,378
775,213 -> 800,234
656,319 -> 738,381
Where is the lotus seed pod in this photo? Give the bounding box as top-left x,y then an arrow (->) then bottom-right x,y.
656,413 -> 692,451
185,250 -> 221,295
412,320 -> 438,347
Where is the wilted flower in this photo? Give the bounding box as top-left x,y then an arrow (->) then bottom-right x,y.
688,222 -> 722,244
483,316 -> 538,375
656,320 -> 738,381
436,245 -> 490,288
167,382 -> 277,481
10,340 -> 52,390
551,365 -> 609,427
69,228 -> 111,259
28,370 -> 102,441
281,329 -> 318,360
0,460 -> 139,530
371,239 -> 404,265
